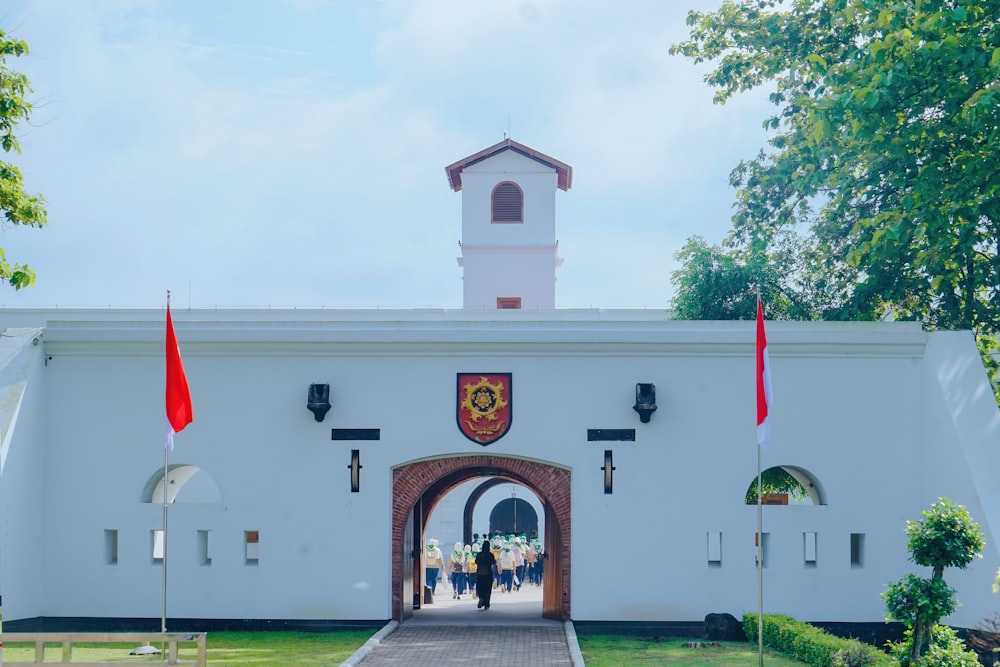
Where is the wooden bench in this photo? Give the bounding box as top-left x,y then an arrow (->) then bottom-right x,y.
1,632 -> 207,666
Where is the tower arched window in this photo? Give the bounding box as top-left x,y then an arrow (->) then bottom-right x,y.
491,181 -> 523,223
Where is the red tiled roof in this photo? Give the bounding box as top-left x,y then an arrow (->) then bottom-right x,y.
445,139 -> 573,192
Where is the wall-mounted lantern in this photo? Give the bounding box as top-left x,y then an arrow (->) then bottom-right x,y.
601,449 -> 615,494
349,449 -> 362,493
633,383 -> 657,423
307,383 -> 332,422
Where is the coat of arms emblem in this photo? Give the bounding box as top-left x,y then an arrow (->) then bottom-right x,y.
457,373 -> 512,445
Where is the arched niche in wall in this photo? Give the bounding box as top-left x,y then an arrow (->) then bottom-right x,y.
744,465 -> 826,505
141,464 -> 223,504
489,497 -> 539,538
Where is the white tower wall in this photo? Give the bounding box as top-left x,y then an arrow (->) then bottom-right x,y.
452,142 -> 569,309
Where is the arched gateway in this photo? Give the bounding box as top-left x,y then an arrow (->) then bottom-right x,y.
391,455 -> 571,621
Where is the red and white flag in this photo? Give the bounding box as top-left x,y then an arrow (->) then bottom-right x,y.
756,296 -> 773,447
165,304 -> 193,452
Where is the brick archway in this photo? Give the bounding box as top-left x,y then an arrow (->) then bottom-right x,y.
392,455 -> 571,621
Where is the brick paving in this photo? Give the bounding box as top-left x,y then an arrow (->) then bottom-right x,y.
351,582 -> 577,666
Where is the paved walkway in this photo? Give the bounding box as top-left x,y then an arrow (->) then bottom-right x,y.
341,581 -> 583,666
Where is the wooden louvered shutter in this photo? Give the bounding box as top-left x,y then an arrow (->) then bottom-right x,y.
492,182 -> 523,223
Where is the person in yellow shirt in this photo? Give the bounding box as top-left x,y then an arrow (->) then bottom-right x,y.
466,544 -> 478,599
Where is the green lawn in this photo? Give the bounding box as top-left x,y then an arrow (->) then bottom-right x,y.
3,630 -> 820,666
1,631 -> 376,666
578,635 -> 811,666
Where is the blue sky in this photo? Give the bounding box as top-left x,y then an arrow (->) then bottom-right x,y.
1,0 -> 772,309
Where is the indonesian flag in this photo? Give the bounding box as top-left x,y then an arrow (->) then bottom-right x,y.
756,296 -> 772,447
165,304 -> 193,452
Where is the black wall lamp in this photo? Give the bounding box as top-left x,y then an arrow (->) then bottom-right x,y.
307,383 -> 332,422
348,449 -> 362,493
633,383 -> 657,423
601,449 -> 615,494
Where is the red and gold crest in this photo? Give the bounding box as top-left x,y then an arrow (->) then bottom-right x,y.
457,373 -> 512,445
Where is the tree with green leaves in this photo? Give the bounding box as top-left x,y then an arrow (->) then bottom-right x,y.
671,233 -> 820,320
882,498 -> 984,664
669,1 -> 1000,399
0,29 -> 46,289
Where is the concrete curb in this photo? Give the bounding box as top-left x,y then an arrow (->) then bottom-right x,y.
564,619 -> 585,666
338,619 -> 400,667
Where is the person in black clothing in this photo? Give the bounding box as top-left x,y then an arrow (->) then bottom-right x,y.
475,544 -> 496,609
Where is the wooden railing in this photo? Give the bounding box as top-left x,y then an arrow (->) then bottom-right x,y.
1,632 -> 207,666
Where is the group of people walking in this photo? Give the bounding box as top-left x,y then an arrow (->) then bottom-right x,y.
424,534 -> 545,611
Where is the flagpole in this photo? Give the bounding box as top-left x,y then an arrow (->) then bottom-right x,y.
160,289 -> 192,645
162,438 -> 169,634
162,290 -> 171,635
756,287 -> 764,667
757,441 -> 763,667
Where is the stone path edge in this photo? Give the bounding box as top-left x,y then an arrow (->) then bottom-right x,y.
565,620 -> 586,667
336,618 -> 587,666
338,619 -> 400,667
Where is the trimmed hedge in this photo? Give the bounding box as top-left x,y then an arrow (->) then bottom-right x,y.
744,613 -> 894,667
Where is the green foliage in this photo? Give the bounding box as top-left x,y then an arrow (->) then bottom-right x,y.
882,573 -> 956,629
905,498 -> 985,575
831,643 -> 886,667
743,613 -> 893,667
670,0 -> 1000,404
0,28 -> 46,290
744,466 -> 809,504
886,625 -> 980,667
670,233 -> 819,320
977,334 -> 1000,398
882,497 -> 984,662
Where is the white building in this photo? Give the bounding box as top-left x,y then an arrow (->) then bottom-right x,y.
1,140 -> 998,637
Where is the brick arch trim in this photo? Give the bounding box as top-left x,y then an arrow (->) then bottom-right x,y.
392,455 -> 571,620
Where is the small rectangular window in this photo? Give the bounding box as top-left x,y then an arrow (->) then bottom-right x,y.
104,529 -> 119,565
707,532 -> 722,567
497,297 -> 522,309
198,530 -> 212,566
804,532 -> 817,567
755,532 -> 770,569
152,530 -> 165,562
850,533 -> 865,568
245,530 -> 260,565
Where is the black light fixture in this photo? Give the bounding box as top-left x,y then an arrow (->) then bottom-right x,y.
601,449 -> 615,494
307,383 -> 332,422
348,449 -> 362,492
633,383 -> 657,423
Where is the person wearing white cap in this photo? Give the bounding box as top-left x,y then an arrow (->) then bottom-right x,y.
448,542 -> 467,599
424,539 -> 444,594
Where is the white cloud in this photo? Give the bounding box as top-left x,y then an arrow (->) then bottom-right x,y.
1,0 -> 775,308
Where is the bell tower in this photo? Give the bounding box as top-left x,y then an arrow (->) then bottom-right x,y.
446,139 -> 572,309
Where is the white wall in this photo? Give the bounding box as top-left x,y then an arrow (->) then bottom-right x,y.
461,246 -> 558,309
2,310 -> 998,628
460,150 -> 558,246
458,150 -> 562,309
0,330 -> 48,619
